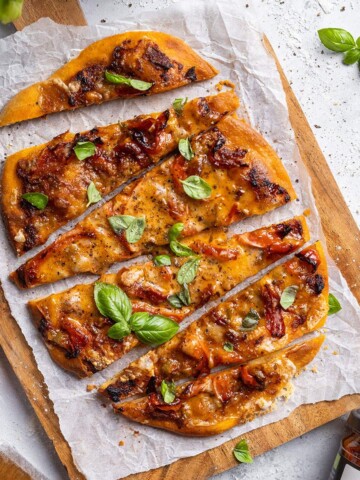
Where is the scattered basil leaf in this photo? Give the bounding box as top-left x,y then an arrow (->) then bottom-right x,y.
223,342 -> 234,352
233,439 -> 253,464
86,181 -> 102,207
94,282 -> 132,324
133,314 -> 179,345
168,223 -> 184,242
170,240 -> 195,257
107,321 -> 131,340
177,257 -> 200,285
357,37 -> 360,48
160,380 -> 176,404
343,47 -> 360,65
129,311 -> 151,331
240,309 -> 260,332
172,97 -> 188,115
104,70 -> 152,91
167,294 -> 184,308
73,141 -> 96,161
0,0 -> 24,24
21,192 -> 48,210
108,215 -> 146,243
280,285 -> 299,310
178,137 -> 194,161
178,283 -> 191,306
108,215 -> 134,234
318,28 -> 355,52
154,255 -> 171,266
328,293 -> 342,315
181,175 -> 212,200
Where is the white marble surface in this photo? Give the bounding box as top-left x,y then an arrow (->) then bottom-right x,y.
0,0 -> 359,479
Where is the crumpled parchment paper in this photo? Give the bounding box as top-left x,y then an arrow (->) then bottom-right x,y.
0,1 -> 359,479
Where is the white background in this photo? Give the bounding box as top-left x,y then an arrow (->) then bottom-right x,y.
0,0 -> 359,479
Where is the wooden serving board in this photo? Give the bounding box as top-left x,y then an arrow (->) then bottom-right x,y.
1,1 -> 359,479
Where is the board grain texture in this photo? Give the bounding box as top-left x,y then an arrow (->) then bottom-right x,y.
1,2 -> 359,479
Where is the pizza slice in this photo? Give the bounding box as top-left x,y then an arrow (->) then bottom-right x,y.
99,242 -> 328,402
2,91 -> 238,256
28,216 -> 308,378
0,31 -> 218,127
12,114 -> 296,288
114,335 -> 325,436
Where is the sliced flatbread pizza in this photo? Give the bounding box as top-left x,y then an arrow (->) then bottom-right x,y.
28,216 -> 308,377
2,91 -> 238,256
100,242 -> 328,402
12,114 -> 296,288
0,31 -> 218,127
115,335 -> 325,436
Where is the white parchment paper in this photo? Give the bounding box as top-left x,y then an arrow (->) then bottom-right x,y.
0,2 -> 359,479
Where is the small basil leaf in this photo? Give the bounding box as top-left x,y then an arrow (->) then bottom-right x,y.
73,141 -> 96,160
94,282 -> 132,323
108,215 -> 134,234
160,380 -> 176,404
168,223 -> 184,242
129,312 -> 151,331
177,283 -> 191,306
357,37 -> 360,48
21,192 -> 48,210
240,309 -> 260,331
170,240 -> 195,257
180,175 -> 212,200
176,257 -> 200,285
178,137 -> 194,161
167,294 -> 184,309
104,70 -> 152,91
223,342 -> 234,352
125,217 -> 146,244
173,97 -> 188,115
233,439 -> 253,464
86,181 -> 102,207
134,314 -> 179,345
107,321 -> 131,340
343,47 -> 360,65
280,285 -> 299,310
318,28 -> 355,52
0,0 -> 24,24
328,293 -> 342,315
154,255 -> 171,266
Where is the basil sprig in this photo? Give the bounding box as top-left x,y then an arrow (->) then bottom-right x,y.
168,223 -> 195,257
328,293 -> 342,315
108,215 -> 146,243
160,380 -> 176,404
177,257 -> 200,284
105,70 -> 153,91
318,28 -> 360,66
86,181 -> 102,207
73,141 -> 96,160
280,285 -> 299,310
181,175 -> 212,200
223,342 -> 234,352
233,439 -> 253,464
173,97 -> 188,115
240,309 -> 260,332
168,283 -> 191,308
154,255 -> 171,267
178,138 -> 194,161
21,192 -> 48,210
94,282 -> 179,344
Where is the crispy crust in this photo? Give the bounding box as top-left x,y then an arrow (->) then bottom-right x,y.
0,31 -> 218,127
12,114 -> 296,289
2,91 -> 238,256
28,216 -> 308,378
115,336 -> 325,436
100,241 -> 328,402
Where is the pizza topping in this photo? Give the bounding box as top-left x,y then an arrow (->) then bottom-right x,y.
276,219 -> 303,239
127,109 -> 170,154
160,380 -> 176,403
148,392 -> 182,411
123,282 -> 168,305
209,128 -> 248,169
114,140 -> 151,169
184,66 -> 197,81
176,257 -> 200,284
190,241 -> 239,261
279,285 -> 299,310
178,137 -> 194,161
172,97 -> 188,115
213,376 -> 235,403
306,274 -> 325,295
262,283 -> 285,338
296,249 -> 320,272
145,44 -> 174,70
86,182 -> 102,207
61,318 -> 91,359
180,175 -> 212,200
239,365 -> 265,390
108,215 -> 146,244
168,283 -> 191,308
240,309 -> 260,331
248,165 -> 291,203
21,192 -> 48,210
73,140 -> 96,160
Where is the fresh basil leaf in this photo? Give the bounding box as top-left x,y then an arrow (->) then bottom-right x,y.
94,282 -> 132,323
21,192 -> 48,210
154,255 -> 171,266
178,283 -> 191,306
170,240 -> 195,257
177,257 -> 200,285
168,223 -> 184,242
108,215 -> 146,243
160,380 -> 176,404
233,439 -> 253,464
129,312 -> 151,331
357,37 -> 360,48
108,215 -> 134,234
86,181 -> 102,207
0,0 -> 24,24
178,137 -> 194,161
167,294 -> 184,308
328,293 -> 342,315
180,175 -> 212,200
73,141 -> 96,161
240,309 -> 260,332
343,47 -> 360,65
107,320 -> 131,340
134,314 -> 179,345
280,285 -> 299,310
318,28 -> 355,52
173,97 -> 188,115
223,342 -> 234,352
104,70 -> 152,91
